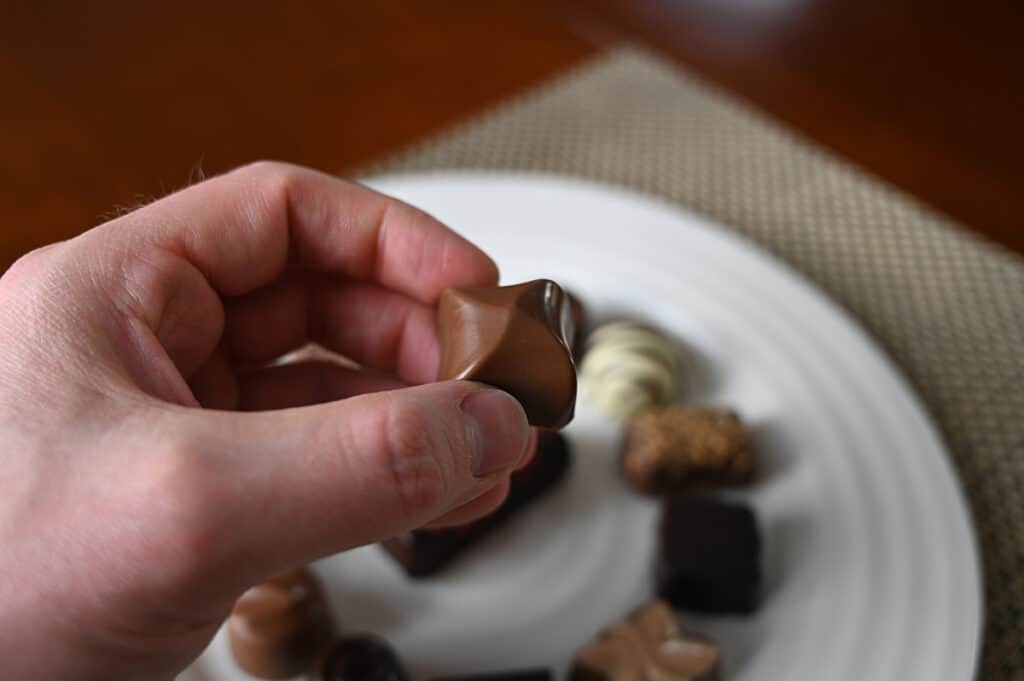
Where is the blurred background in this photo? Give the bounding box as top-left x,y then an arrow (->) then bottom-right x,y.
2,0 -> 1022,269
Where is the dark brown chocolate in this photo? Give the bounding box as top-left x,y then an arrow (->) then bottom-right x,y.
228,567 -> 335,679
382,430 -> 571,576
657,496 -> 761,614
311,635 -> 408,681
566,291 -> 586,357
570,600 -> 719,681
437,279 -> 577,429
431,669 -> 552,681
622,406 -> 754,494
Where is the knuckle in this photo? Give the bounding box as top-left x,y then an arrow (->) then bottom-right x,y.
2,243 -> 61,288
378,398 -> 455,521
142,440 -> 229,582
238,160 -> 296,193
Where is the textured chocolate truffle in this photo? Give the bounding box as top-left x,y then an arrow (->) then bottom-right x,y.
622,405 -> 754,494
311,635 -> 408,681
228,567 -> 334,679
570,600 -> 719,681
437,279 -> 577,428
657,497 -> 761,614
382,430 -> 571,576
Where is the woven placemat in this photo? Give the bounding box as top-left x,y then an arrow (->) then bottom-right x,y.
362,46 -> 1023,679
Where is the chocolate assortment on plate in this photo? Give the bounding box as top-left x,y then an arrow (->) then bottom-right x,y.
221,278 -> 771,680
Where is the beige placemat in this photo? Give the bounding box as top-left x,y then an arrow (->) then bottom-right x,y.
362,46 -> 1023,679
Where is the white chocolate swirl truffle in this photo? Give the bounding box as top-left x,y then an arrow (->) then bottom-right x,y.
580,322 -> 683,421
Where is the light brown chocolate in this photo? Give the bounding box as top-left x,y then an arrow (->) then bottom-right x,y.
622,405 -> 753,494
437,279 -> 576,429
227,567 -> 334,679
571,600 -> 719,681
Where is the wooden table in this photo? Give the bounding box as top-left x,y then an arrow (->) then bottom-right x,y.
3,0 -> 1022,269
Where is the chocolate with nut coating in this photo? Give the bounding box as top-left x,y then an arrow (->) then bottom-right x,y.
622,405 -> 753,494
437,279 -> 577,429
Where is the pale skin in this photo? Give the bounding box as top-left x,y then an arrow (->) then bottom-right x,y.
0,162 -> 535,680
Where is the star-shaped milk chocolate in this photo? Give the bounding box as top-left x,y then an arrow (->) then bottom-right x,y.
437,279 -> 577,429
571,600 -> 720,681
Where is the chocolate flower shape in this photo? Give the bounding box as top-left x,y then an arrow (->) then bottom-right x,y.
438,279 -> 577,428
571,600 -> 719,681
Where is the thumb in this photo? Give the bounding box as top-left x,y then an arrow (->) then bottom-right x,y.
171,380 -> 530,586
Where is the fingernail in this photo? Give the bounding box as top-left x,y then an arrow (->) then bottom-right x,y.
460,389 -> 530,478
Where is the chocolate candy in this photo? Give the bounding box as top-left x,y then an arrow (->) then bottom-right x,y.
382,430 -> 571,576
567,292 -> 587,357
570,600 -> 720,681
622,406 -> 754,494
431,669 -> 552,681
657,497 -> 761,614
437,279 -> 577,429
228,567 -> 335,679
579,322 -> 682,422
311,635 -> 408,681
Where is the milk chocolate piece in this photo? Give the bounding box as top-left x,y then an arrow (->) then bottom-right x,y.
567,292 -> 586,357
570,600 -> 719,681
382,430 -> 571,576
311,635 -> 408,681
228,567 -> 334,679
437,279 -> 577,428
657,497 -> 761,614
431,669 -> 552,681
622,406 -> 754,494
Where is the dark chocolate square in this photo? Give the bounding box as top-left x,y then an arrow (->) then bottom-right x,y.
382,431 -> 571,577
656,496 -> 760,614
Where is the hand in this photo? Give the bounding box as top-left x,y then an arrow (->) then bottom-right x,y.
0,162 -> 532,680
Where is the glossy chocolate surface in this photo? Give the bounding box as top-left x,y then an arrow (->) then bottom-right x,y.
228,567 -> 334,679
437,279 -> 577,428
570,600 -> 719,681
382,430 -> 571,576
312,635 -> 408,681
656,497 -> 761,614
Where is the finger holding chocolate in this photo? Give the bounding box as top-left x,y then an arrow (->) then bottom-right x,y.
382,430 -> 572,576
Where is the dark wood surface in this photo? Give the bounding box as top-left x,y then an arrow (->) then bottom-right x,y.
2,1 -> 1022,270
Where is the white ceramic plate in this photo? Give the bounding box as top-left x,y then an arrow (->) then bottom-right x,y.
182,173 -> 982,681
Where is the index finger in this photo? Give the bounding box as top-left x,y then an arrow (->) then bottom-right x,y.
109,161 -> 499,300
